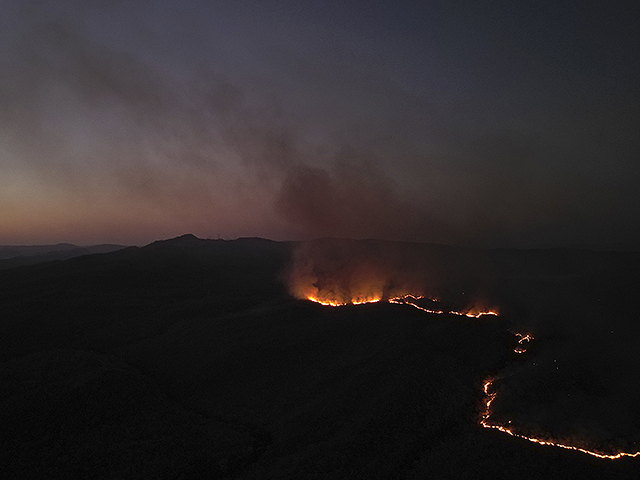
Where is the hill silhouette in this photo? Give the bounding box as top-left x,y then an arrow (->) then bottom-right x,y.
0,243 -> 126,270
1,235 -> 639,479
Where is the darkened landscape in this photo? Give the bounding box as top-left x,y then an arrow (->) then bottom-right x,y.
2,1 -> 639,478
1,235 -> 639,479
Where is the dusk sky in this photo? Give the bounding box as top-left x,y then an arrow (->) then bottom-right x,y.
1,1 -> 638,248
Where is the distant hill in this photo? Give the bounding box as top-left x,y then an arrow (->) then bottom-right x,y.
0,243 -> 79,259
0,243 -> 126,270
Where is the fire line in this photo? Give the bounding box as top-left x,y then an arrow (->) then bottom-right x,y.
310,293 -> 499,318
481,378 -> 640,460
305,295 -> 640,460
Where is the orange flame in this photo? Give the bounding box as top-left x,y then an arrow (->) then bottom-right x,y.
386,294 -> 498,317
305,293 -> 500,318
515,333 -> 534,344
450,310 -> 499,318
306,295 -> 382,306
513,333 -> 534,353
387,294 -> 445,314
305,297 -> 639,460
480,378 -> 640,460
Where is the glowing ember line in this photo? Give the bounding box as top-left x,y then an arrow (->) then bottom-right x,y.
389,297 -> 444,314
306,297 -> 639,460
450,310 -> 499,318
352,298 -> 381,305
306,296 -> 381,307
515,333 -> 534,344
480,378 -> 640,459
308,294 -> 497,317
388,295 -> 498,317
307,297 -> 346,307
513,333 -> 534,353
388,295 -> 444,314
391,294 -> 426,301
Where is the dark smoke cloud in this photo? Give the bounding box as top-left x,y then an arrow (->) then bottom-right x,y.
0,10 -> 288,242
0,8 -> 462,245
1,1 -> 639,248
275,159 -> 459,243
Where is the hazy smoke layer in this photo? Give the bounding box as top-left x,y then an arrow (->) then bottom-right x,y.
1,2 -> 639,247
287,238 -> 497,310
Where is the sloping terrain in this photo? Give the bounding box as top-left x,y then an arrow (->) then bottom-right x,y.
1,236 -> 639,479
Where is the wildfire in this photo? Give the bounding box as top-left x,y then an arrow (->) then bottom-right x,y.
513,332 -> 534,354
305,295 -> 639,461
307,293 -> 500,317
353,298 -> 382,305
306,297 -> 347,307
515,333 -> 534,344
388,294 -> 445,314
386,294 -> 498,318
306,296 -> 382,307
480,378 -> 640,460
449,310 -> 499,318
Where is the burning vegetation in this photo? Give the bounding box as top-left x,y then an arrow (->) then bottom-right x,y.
286,240 -> 640,461
286,238 -> 498,315
513,332 -> 533,354
481,377 -> 640,460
